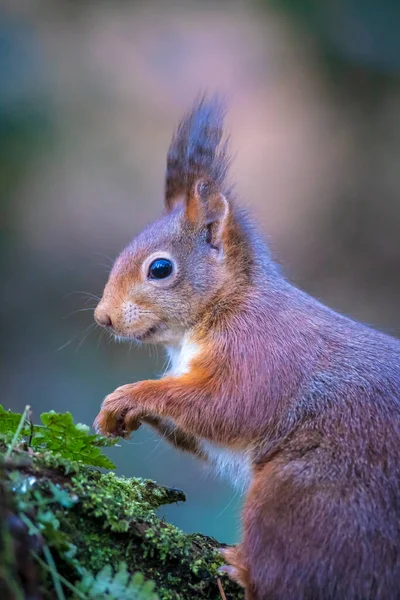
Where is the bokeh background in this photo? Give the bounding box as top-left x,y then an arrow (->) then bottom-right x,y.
2,0 -> 400,544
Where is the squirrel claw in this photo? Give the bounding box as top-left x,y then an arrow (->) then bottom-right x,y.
94,401 -> 143,439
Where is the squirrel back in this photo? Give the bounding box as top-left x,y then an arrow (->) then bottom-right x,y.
94,97 -> 400,600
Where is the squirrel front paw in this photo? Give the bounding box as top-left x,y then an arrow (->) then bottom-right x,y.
93,384 -> 144,438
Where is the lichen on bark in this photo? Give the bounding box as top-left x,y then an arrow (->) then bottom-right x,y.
0,407 -> 243,600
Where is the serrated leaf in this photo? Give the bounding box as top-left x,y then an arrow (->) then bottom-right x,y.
75,423 -> 90,433
0,404 -> 29,435
74,563 -> 159,600
108,561 -> 129,597
90,564 -> 113,597
131,572 -> 145,588
1,404 -> 117,470
141,580 -> 156,594
32,411 -> 116,469
76,568 -> 95,593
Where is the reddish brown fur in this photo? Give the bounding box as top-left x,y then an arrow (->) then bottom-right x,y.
94,98 -> 400,599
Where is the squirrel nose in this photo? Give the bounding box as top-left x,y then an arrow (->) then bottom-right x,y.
94,308 -> 113,329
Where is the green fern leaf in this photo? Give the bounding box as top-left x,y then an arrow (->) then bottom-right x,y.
0,404 -> 117,470
74,563 -> 159,600
108,561 -> 130,596
0,404 -> 28,435
89,564 -> 113,597
33,411 -> 116,469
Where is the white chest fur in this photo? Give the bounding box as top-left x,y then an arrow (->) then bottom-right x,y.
164,337 -> 252,491
165,336 -> 200,377
200,441 -> 252,491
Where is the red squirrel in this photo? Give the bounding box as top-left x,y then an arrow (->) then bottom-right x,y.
94,97 -> 400,599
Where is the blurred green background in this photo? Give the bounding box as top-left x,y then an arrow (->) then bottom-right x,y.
1,0 -> 400,544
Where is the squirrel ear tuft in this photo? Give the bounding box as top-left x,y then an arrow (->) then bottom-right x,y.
165,96 -> 230,212
187,179 -> 229,249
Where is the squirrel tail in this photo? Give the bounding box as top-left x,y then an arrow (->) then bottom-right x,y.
165,95 -> 231,208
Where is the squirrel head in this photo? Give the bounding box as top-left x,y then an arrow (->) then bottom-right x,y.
95,97 -> 253,344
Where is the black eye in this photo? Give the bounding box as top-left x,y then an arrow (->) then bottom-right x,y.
148,258 -> 173,280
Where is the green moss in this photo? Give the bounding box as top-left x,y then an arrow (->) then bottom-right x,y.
70,470 -> 185,530
0,407 -> 243,599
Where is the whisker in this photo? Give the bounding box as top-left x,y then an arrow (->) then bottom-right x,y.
56,322 -> 96,352
84,297 -> 99,307
145,427 -> 171,458
91,252 -> 115,267
160,352 -> 172,377
96,327 -> 107,350
76,322 -> 97,351
123,437 -> 152,447
62,307 -> 95,320
215,488 -> 240,519
94,262 -> 114,271
145,421 -> 182,458
67,291 -> 101,302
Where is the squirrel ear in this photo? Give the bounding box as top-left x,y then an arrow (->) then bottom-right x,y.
187,179 -> 230,249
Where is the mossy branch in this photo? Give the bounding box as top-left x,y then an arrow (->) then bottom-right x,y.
0,405 -> 242,600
